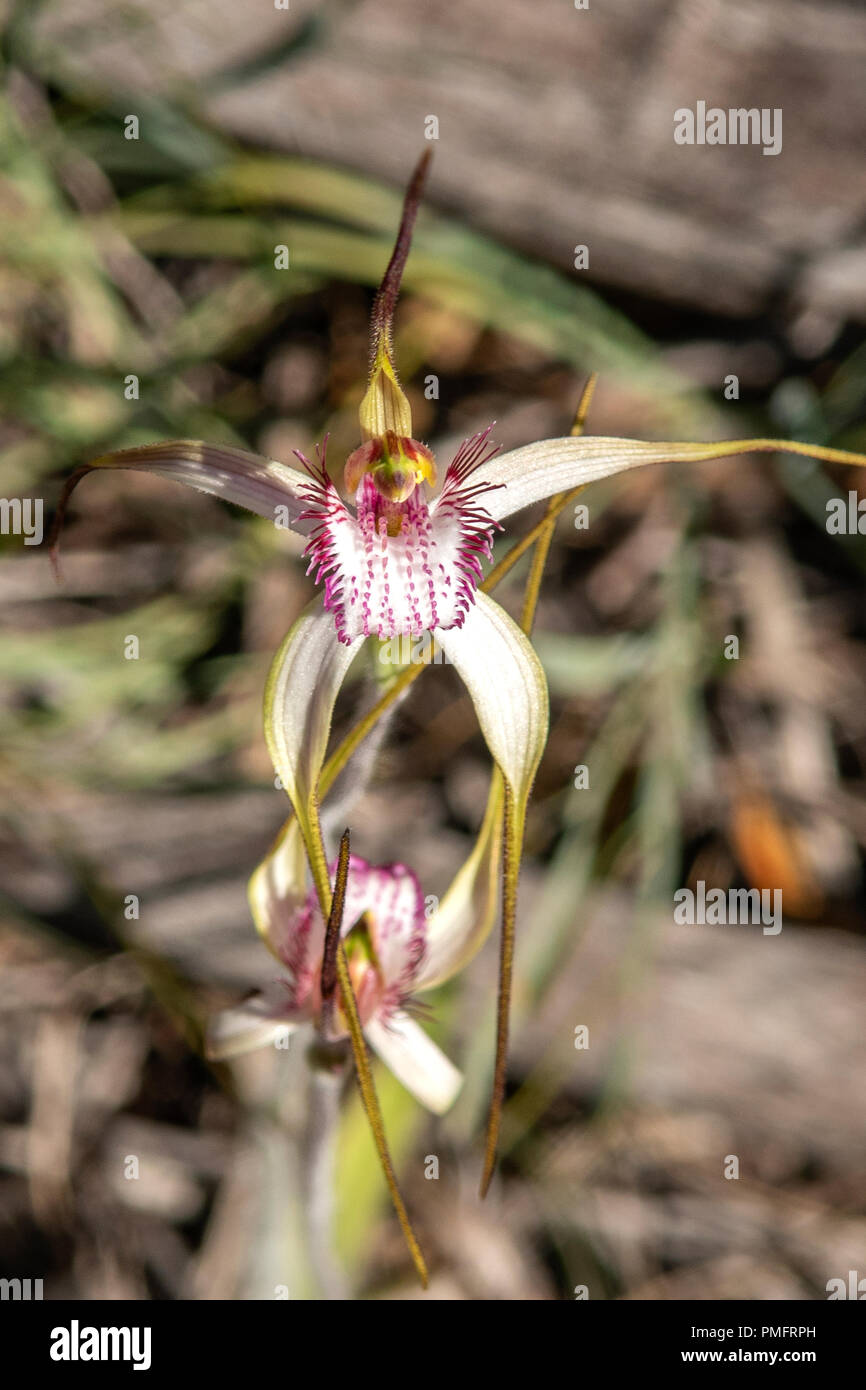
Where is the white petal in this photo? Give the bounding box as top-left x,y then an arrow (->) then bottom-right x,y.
472,435 -> 776,522
436,592 -> 549,804
365,1012 -> 462,1114
62,441 -> 314,530
415,771 -> 504,991
264,600 -> 364,825
205,986 -> 298,1060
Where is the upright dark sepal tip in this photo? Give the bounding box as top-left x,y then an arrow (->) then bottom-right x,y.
371,149 -> 433,352
320,828 -> 352,1023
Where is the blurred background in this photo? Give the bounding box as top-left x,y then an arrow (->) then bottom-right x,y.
2,0 -> 866,1300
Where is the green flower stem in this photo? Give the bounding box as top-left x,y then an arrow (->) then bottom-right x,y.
300,799 -> 429,1288
304,1041 -> 351,1300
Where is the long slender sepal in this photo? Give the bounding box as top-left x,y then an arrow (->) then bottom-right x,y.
371,150 -> 431,368
358,150 -> 432,442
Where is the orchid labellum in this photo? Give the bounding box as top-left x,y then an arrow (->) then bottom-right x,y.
52,150 -> 866,1232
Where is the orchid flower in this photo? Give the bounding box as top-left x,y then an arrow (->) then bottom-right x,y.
52,154 -> 547,819
52,152 -> 866,1200
206,789 -> 502,1114
205,813 -> 501,1289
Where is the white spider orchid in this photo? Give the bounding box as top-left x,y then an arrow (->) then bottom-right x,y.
53,143 -> 866,859
206,791 -> 502,1115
